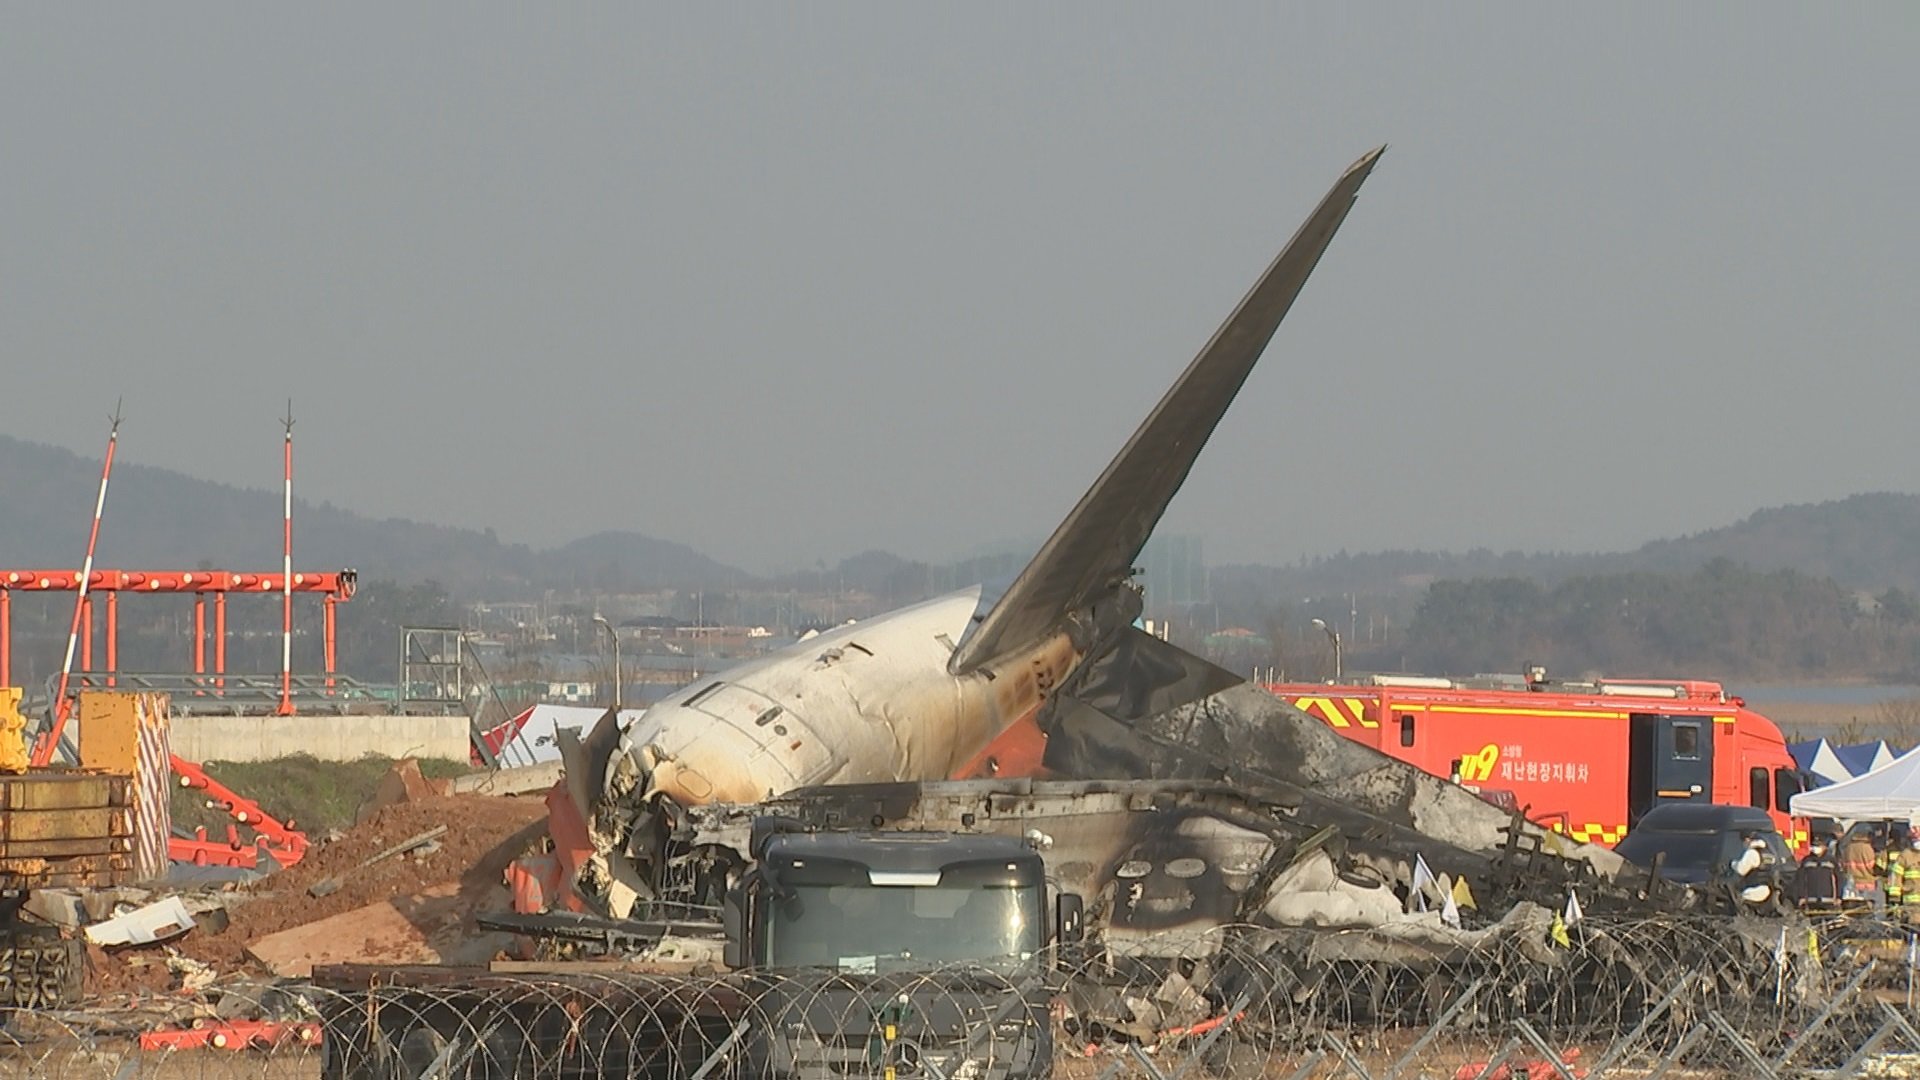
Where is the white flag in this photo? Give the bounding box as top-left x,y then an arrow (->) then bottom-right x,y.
1410,854 -> 1437,913
1563,889 -> 1584,928
1440,888 -> 1461,929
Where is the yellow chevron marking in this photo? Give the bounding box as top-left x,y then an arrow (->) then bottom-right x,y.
1291,697 -> 1349,728
1344,697 -> 1378,728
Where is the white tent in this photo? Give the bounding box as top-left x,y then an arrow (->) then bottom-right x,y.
1791,743 -> 1920,822
1874,741 -> 1900,772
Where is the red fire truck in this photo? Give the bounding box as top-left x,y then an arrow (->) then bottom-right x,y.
1259,671 -> 1813,852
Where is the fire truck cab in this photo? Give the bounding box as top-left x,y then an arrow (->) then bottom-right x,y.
1262,670 -> 1813,853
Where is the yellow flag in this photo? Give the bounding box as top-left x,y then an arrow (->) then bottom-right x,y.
1452,877 -> 1477,911
1550,913 -> 1570,949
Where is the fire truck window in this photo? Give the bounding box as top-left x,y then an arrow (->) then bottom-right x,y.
1774,768 -> 1800,813
1398,714 -> 1415,747
1748,767 -> 1769,810
1672,723 -> 1700,760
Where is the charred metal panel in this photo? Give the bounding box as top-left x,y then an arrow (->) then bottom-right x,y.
1059,625 -> 1243,725
1042,682 -> 1627,880
653,779 -> 1513,956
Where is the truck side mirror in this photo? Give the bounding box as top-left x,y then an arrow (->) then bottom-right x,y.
1055,893 -> 1084,947
722,880 -> 746,969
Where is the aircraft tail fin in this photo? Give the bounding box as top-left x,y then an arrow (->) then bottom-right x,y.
949,146 -> 1384,675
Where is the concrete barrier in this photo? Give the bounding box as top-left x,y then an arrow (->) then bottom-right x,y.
169,714 -> 471,764
448,761 -> 563,797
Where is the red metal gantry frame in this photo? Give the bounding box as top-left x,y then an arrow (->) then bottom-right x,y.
169,754 -> 310,869
0,567 -> 357,705
140,1019 -> 322,1052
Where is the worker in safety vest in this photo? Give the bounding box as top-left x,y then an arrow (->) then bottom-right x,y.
1893,830 -> 1920,916
1883,829 -> 1900,907
1876,827 -> 1896,904
1841,830 -> 1880,901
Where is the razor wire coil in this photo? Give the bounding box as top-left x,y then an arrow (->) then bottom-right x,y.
9,915 -> 1920,1078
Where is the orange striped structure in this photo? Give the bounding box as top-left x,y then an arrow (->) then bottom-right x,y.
134,696 -> 172,880
76,690 -> 173,881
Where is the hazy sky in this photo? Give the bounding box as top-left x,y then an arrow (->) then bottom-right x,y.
5,8 -> 1916,573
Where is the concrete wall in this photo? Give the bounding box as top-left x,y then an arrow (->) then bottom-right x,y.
169,714 -> 472,764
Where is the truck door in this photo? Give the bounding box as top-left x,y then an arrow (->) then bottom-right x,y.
1627,714 -> 1713,822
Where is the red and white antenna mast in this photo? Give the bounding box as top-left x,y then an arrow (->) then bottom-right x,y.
34,402 -> 122,766
278,401 -> 295,716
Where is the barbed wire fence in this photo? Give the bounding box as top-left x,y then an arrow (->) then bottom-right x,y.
10,915 -> 1920,1078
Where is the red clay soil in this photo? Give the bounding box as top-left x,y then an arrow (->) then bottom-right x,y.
84,941 -> 180,998
170,794 -> 549,975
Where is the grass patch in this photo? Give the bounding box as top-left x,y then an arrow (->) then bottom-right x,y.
170,754 -> 474,838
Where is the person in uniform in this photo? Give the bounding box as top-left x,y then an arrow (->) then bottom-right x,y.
1795,836 -> 1842,912
1841,828 -> 1880,902
1731,836 -> 1777,906
1896,830 -> 1920,919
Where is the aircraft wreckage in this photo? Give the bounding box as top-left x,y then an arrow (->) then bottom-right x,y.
560,146 -> 1389,818
302,149 -> 1841,1080
536,146 -> 1735,950
570,684 -> 1687,941
505,684 -> 1809,1069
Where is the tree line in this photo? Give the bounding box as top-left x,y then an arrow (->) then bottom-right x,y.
1379,558 -> 1920,682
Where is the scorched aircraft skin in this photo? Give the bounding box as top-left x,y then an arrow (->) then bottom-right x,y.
579,147 -> 1387,825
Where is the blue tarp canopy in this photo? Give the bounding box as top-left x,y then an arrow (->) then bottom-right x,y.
1789,738 -> 1850,786
1792,743 -> 1920,823
1833,740 -> 1897,779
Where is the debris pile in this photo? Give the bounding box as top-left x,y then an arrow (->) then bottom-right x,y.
80,790 -> 547,992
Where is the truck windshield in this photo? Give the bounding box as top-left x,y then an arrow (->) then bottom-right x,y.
761,881 -> 1042,972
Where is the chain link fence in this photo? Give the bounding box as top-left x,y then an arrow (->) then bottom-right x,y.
10,915 -> 1920,1078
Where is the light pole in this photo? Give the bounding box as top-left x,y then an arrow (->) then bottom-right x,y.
1311,617 -> 1343,682
592,614 -> 622,711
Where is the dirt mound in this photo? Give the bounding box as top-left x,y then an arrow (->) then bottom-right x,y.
84,942 -> 179,998
174,794 -> 547,973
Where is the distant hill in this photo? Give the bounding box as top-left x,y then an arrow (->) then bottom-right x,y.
0,435 -> 751,594
5,434 -> 1916,603
535,531 -> 753,592
1210,492 -> 1920,611
1627,493 -> 1920,590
